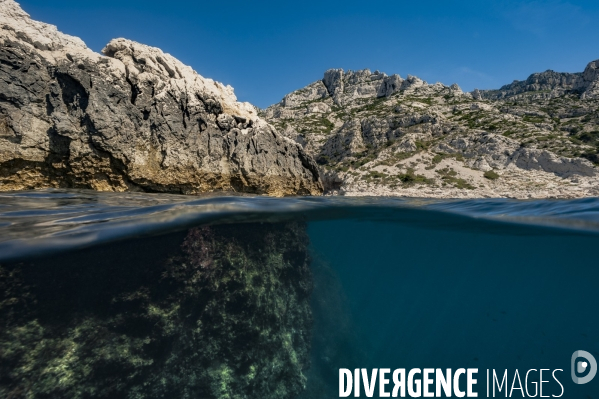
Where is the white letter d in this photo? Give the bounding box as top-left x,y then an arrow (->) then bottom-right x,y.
340,369 -> 353,397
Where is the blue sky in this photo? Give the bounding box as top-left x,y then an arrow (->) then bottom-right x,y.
17,0 -> 599,108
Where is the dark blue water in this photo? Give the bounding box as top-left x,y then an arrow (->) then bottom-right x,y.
1,190 -> 598,398
307,220 -> 598,398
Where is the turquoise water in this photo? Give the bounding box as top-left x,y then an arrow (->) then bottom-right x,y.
0,190 -> 598,398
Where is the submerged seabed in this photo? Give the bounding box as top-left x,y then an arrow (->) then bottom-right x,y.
1,189 -> 599,262
1,190 -> 599,398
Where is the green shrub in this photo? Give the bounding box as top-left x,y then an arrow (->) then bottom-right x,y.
484,170 -> 500,180
317,117 -> 335,134
368,171 -> 386,179
577,130 -> 599,143
522,115 -> 545,124
397,171 -> 433,186
437,167 -> 474,189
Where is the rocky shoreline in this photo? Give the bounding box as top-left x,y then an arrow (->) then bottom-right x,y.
2,0 -> 598,199
0,0 -> 322,196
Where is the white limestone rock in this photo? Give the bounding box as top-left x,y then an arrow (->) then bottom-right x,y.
580,59 -> 599,99
265,59 -> 599,199
0,0 -> 322,195
0,0 -> 88,53
281,80 -> 329,108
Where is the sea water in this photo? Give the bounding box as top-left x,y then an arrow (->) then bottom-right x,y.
0,190 -> 597,398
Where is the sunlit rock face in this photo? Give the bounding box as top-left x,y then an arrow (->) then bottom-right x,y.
0,0 -> 322,196
0,221 -> 313,399
264,64 -> 599,198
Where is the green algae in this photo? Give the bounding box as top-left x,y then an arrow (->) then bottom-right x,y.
0,222 -> 313,399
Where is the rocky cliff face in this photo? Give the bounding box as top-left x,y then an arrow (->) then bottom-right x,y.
479,60 -> 599,100
0,0 -> 322,196
264,63 -> 599,199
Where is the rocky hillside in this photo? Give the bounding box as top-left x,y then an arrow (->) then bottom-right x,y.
0,0 -> 322,196
263,63 -> 599,198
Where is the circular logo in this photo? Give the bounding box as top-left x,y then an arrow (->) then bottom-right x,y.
571,350 -> 597,385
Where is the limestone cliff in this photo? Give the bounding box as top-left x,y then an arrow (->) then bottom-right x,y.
479,60 -> 599,100
0,0 -> 322,196
264,65 -> 599,198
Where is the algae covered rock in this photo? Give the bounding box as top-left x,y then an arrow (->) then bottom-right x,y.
0,222 -> 313,399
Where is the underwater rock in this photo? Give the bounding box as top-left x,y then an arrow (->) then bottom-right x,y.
0,222 -> 313,399
298,257 -> 370,398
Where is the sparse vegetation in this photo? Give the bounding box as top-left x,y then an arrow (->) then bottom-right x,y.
397,170 -> 434,186
437,167 -> 475,189
484,170 -> 500,180
263,66 -> 599,196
